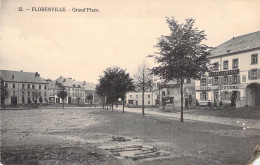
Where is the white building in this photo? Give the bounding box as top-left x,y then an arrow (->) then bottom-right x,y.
195,31 -> 260,107
0,70 -> 48,105
125,87 -> 159,107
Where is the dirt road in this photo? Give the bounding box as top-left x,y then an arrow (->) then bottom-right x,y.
1,108 -> 259,164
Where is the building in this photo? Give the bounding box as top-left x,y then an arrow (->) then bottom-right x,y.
158,79 -> 196,110
195,31 -> 260,107
46,79 -> 63,104
0,70 -> 48,105
55,77 -> 86,104
83,82 -> 102,104
125,87 -> 158,107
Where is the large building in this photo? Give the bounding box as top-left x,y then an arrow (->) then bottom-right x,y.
0,70 -> 48,105
125,87 -> 159,107
159,79 -> 196,110
55,77 -> 86,104
46,79 -> 63,104
195,31 -> 260,107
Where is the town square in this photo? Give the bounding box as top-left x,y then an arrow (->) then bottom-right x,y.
1,0 -> 260,165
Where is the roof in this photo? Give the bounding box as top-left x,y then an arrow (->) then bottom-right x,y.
209,31 -> 260,58
56,77 -> 96,90
0,70 -> 47,84
47,80 -> 63,90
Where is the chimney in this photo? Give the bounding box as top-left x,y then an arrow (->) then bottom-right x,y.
21,70 -> 23,72
35,72 -> 38,77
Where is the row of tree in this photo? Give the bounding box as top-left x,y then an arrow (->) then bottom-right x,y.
96,17 -> 210,122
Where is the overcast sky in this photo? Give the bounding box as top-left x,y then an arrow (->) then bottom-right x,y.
1,0 -> 260,83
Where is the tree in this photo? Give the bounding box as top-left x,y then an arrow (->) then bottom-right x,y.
133,61 -> 154,116
39,96 -> 43,104
86,94 -> 93,104
150,17 -> 210,122
96,66 -> 134,112
57,87 -> 68,108
0,80 -> 9,109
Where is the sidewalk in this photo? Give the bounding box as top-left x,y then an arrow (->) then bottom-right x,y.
113,106 -> 260,130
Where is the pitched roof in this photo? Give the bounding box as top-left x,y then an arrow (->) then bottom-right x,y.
55,77 -> 96,90
47,80 -> 63,90
0,70 -> 47,84
209,31 -> 260,58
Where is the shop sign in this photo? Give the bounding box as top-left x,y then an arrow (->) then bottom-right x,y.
209,69 -> 239,77
218,85 -> 239,90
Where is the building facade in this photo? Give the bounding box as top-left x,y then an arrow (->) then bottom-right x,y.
46,79 -> 63,104
55,77 -> 85,104
125,87 -> 158,107
195,31 -> 260,107
0,70 -> 48,105
159,79 -> 196,110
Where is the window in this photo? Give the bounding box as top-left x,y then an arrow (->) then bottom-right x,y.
214,77 -> 218,85
167,90 -> 170,95
22,91 -> 25,96
233,75 -> 238,84
162,91 -> 165,96
201,92 -> 207,100
5,83 -> 8,87
13,91 -> 15,96
242,75 -> 246,82
148,101 -> 150,104
12,84 -> 15,88
223,60 -> 228,70
32,84 -> 35,89
28,84 -> 30,89
233,59 -> 239,68
148,95 -> 150,98
44,92 -> 47,96
200,78 -> 207,86
224,76 -> 229,84
44,85 -> 47,89
136,95 -> 138,98
39,92 -> 41,96
251,54 -> 258,64
213,62 -> 219,71
223,91 -> 229,100
250,69 -> 258,79
22,84 -> 25,89
28,92 -> 30,97
39,85 -> 41,89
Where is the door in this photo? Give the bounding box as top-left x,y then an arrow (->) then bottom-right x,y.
11,96 -> 17,105
68,97 -> 71,104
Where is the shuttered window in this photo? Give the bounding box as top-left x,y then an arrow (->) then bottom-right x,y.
224,76 -> 229,84
228,75 -> 233,84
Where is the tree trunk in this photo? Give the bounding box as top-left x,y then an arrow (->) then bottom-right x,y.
4,98 -> 6,110
142,88 -> 145,116
123,95 -> 125,113
180,79 -> 184,122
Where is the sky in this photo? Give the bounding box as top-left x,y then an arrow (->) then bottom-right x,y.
1,0 -> 260,84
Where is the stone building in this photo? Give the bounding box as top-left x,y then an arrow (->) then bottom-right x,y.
158,79 -> 196,110
195,31 -> 260,107
125,87 -> 158,107
55,77 -> 85,104
0,70 -> 48,105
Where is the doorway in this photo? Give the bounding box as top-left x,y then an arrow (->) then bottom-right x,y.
246,83 -> 260,106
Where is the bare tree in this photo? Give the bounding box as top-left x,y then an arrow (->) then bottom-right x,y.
134,61 -> 154,116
